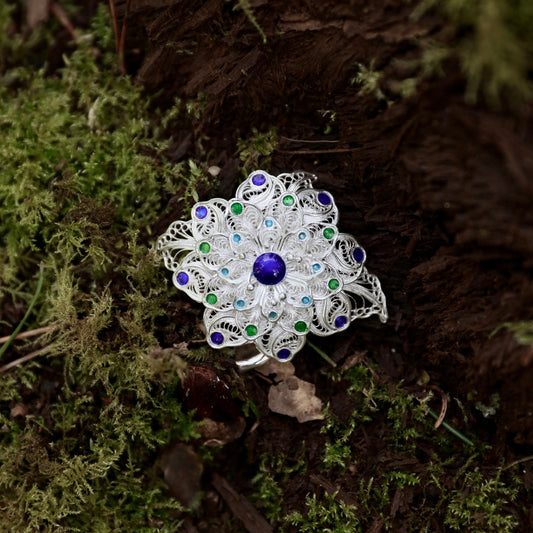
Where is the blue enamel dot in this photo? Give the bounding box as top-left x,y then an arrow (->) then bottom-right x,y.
176,271 -> 189,285
277,349 -> 291,360
318,192 -> 331,205
253,253 -> 286,286
195,205 -> 208,219
269,311 -> 277,320
252,173 -> 266,186
298,232 -> 307,240
233,234 -> 241,243
221,268 -> 229,276
335,315 -> 348,328
353,247 -> 365,263
301,296 -> 312,306
235,300 -> 245,309
210,332 -> 224,345
265,219 -> 274,228
312,263 -> 321,273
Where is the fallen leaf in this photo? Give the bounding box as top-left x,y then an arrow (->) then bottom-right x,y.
268,375 -> 324,423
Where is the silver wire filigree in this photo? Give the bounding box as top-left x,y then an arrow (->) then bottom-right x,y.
157,170 -> 387,367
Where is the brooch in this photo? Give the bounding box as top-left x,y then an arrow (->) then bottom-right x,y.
157,170 -> 387,369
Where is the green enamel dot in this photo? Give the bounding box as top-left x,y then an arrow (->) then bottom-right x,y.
231,202 -> 243,215
323,227 -> 335,239
283,195 -> 295,206
245,324 -> 258,337
294,321 -> 308,333
328,278 -> 340,290
206,293 -> 217,305
199,242 -> 210,253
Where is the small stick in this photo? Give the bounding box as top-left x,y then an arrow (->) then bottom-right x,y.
108,0 -> 120,56
275,147 -> 361,155
427,384 -> 448,429
117,0 -> 132,74
427,409 -> 474,447
502,455 -> 533,471
50,2 -> 77,39
0,347 -> 48,374
0,325 -> 57,345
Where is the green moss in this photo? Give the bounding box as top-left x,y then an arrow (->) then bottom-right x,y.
414,0 -> 533,104
0,4 -> 209,530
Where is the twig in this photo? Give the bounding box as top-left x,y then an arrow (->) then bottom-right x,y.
280,136 -> 340,144
427,384 -> 448,429
0,264 -> 45,361
502,455 -> 533,471
50,2 -> 77,39
117,0 -> 132,74
212,473 -> 273,533
0,325 -> 57,345
108,0 -> 120,56
307,340 -> 337,367
0,347 -> 49,374
275,147 -> 362,155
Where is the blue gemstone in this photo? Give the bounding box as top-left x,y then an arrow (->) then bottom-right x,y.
353,247 -> 365,263
312,263 -> 321,273
318,192 -> 331,205
176,271 -> 189,285
235,300 -> 245,309
298,232 -> 307,240
301,296 -> 312,306
221,268 -> 229,276
265,219 -> 274,228
253,253 -> 286,285
252,173 -> 266,186
269,311 -> 277,320
195,206 -> 207,219
210,332 -> 224,345
233,234 -> 241,243
277,348 -> 290,360
335,315 -> 348,328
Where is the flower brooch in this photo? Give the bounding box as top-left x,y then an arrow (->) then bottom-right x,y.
157,170 -> 387,369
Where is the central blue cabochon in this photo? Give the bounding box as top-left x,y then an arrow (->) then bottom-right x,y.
253,253 -> 286,285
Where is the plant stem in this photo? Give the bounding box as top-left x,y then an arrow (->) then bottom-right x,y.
307,340 -> 337,367
428,408 -> 474,447
0,263 -> 45,361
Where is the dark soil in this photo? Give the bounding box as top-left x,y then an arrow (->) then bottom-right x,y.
65,0 -> 533,530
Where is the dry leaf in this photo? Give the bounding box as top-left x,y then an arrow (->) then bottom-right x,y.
27,0 -> 50,30
268,376 -> 323,423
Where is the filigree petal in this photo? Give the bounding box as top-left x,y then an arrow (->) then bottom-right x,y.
344,268 -> 388,323
255,323 -> 306,362
205,308 -> 248,348
235,170 -> 284,209
310,292 -> 352,336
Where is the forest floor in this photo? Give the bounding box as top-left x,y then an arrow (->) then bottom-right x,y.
0,1 -> 532,532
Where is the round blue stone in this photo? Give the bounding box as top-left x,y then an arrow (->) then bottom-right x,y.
195,206 -> 207,219
235,300 -> 246,309
233,234 -> 241,243
277,348 -> 291,360
301,296 -> 312,306
210,332 -> 224,345
312,263 -> 321,273
252,173 -> 266,186
221,268 -> 229,276
253,253 -> 286,285
265,219 -> 274,228
176,271 -> 189,285
318,192 -> 331,205
335,315 -> 348,328
353,247 -> 365,263
269,311 -> 277,320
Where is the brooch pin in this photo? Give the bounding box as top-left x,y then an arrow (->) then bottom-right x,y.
157,170 -> 387,369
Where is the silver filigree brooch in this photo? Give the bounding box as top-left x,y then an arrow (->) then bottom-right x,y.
157,170 -> 387,369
